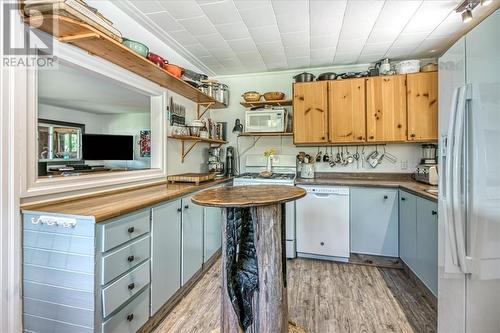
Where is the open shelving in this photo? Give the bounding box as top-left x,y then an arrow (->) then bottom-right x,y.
24,14 -> 226,108
168,136 -> 228,163
238,132 -> 293,137
240,100 -> 292,108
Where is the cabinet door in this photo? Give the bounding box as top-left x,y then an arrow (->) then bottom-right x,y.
366,75 -> 407,142
350,188 -> 399,256
416,197 -> 438,296
328,79 -> 366,143
203,207 -> 222,263
181,195 -> 204,285
151,199 -> 181,315
407,72 -> 438,141
293,82 -> 329,144
399,191 -> 417,270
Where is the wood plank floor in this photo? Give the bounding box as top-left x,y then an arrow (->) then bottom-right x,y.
153,258 -> 436,333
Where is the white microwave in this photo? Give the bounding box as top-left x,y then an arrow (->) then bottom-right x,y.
245,109 -> 287,132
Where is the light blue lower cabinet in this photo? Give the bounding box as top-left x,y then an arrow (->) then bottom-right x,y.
204,206 -> 222,263
399,191 -> 418,268
150,199 -> 182,315
22,210 -> 151,333
350,187 -> 399,257
416,197 -> 438,296
181,195 -> 204,285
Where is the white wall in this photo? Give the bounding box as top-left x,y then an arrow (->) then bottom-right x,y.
213,64 -> 423,174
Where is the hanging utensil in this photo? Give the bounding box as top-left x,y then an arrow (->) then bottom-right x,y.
323,149 -> 330,162
315,148 -> 322,162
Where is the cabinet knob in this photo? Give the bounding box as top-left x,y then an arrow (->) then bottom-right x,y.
401,197 -> 406,201
432,210 -> 438,216
320,242 -> 324,246
410,134 -> 416,138
321,136 -> 325,140
128,282 -> 135,290
369,136 -> 374,139
127,226 -> 135,233
177,208 -> 182,213
184,205 -> 189,209
126,314 -> 134,322
127,255 -> 135,262
384,195 -> 388,199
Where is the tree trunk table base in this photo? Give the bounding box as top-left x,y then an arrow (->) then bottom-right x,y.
192,185 -> 306,333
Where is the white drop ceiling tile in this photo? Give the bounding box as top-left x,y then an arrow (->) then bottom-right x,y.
266,62 -> 289,71
333,52 -> 360,65
402,1 -> 456,34
286,57 -> 310,68
338,1 -> 384,40
184,43 -> 211,57
196,33 -> 230,50
147,12 -> 184,32
309,0 -> 346,36
236,51 -> 265,64
178,16 -> 218,36
158,0 -> 204,20
310,58 -> 333,67
385,46 -> 415,58
428,12 -> 463,38
311,35 -> 339,50
284,46 -> 309,58
216,22 -> 250,40
227,38 -> 259,53
250,26 -> 281,44
281,31 -> 309,48
362,42 -> 393,54
233,0 -> 272,11
392,32 -> 429,48
271,0 -> 308,16
261,52 -> 286,65
200,0 -> 241,25
310,48 -> 335,60
167,30 -> 200,46
210,46 -> 237,59
130,0 -> 163,15
256,41 -> 285,55
414,37 -> 449,53
220,57 -> 243,68
238,6 -> 277,28
357,53 -> 385,63
275,14 -> 309,34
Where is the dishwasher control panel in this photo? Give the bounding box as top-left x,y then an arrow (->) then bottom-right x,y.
298,186 -> 349,195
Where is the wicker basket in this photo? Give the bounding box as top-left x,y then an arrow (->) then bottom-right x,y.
263,91 -> 285,101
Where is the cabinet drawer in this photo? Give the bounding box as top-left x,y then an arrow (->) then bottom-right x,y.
101,260 -> 150,318
102,288 -> 150,333
102,235 -> 150,285
100,210 -> 150,252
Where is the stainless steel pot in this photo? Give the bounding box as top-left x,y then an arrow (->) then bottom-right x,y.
317,72 -> 337,81
293,72 -> 315,82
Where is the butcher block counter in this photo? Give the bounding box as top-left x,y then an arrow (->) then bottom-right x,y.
296,172 -> 437,202
21,177 -> 232,222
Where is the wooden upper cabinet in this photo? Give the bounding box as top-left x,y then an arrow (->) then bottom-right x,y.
407,72 -> 438,141
328,79 -> 366,143
366,75 -> 407,142
293,82 -> 329,144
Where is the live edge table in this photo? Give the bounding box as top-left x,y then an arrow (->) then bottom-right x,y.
192,185 -> 306,333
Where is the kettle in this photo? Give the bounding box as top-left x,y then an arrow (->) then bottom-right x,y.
300,163 -> 315,179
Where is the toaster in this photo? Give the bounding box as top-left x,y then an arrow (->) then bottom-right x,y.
414,164 -> 438,186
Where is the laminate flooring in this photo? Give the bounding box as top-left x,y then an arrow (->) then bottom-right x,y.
153,258 -> 437,333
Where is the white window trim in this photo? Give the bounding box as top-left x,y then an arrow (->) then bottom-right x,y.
21,36 -> 168,198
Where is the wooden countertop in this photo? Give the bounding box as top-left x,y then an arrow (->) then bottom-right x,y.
21,178 -> 232,222
191,185 -> 306,208
295,173 -> 438,202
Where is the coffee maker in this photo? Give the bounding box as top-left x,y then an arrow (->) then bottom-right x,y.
207,147 -> 225,179
226,146 -> 235,177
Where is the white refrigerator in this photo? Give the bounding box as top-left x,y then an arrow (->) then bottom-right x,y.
438,9 -> 500,333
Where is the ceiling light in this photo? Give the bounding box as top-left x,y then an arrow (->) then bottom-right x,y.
462,8 -> 473,23
481,0 -> 492,5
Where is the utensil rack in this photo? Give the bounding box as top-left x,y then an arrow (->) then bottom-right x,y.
168,136 -> 228,163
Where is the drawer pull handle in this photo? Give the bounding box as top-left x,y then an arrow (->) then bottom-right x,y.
320,242 -> 324,246
432,210 -> 438,216
184,205 -> 189,209
401,197 -> 406,201
128,282 -> 135,290
127,226 -> 135,234
126,313 -> 134,322
127,255 -> 135,262
177,208 -> 182,213
384,195 -> 388,199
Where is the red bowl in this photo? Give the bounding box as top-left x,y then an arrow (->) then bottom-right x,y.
164,63 -> 184,78
147,52 -> 167,67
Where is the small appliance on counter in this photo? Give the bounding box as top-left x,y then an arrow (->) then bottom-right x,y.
414,144 -> 438,185
207,147 -> 224,179
225,146 -> 235,177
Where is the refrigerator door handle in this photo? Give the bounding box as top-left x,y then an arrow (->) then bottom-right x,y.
451,85 -> 470,274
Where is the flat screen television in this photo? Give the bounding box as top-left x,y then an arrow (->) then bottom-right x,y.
82,134 -> 134,160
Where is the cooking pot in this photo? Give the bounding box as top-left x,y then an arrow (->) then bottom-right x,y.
293,72 -> 315,83
317,72 -> 337,81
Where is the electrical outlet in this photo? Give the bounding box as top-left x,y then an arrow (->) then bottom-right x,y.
401,160 -> 408,170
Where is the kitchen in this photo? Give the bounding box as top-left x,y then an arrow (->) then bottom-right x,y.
1,1 -> 499,333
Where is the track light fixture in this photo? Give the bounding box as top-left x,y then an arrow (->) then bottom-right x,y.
456,0 -> 480,23
462,8 -> 473,23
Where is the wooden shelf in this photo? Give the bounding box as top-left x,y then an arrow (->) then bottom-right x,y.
238,132 -> 293,137
168,135 -> 228,163
240,100 -> 292,108
25,15 -> 226,109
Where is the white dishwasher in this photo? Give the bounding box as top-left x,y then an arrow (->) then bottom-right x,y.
296,185 -> 350,261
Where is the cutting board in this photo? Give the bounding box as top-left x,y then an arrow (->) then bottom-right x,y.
167,173 -> 215,185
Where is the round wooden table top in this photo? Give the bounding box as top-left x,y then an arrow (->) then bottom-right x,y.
191,185 -> 306,208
